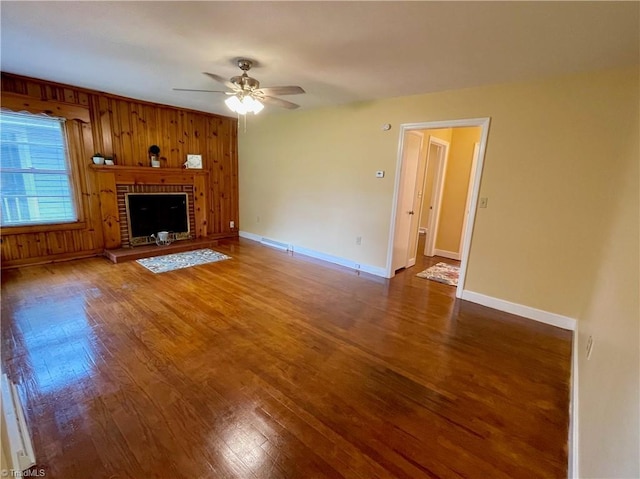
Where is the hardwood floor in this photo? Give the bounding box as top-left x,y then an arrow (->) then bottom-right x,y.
1,238 -> 571,479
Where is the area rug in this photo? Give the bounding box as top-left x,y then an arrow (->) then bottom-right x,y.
416,262 -> 459,286
136,249 -> 231,273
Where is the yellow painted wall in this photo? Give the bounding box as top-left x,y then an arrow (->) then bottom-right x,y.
576,86 -> 639,478
435,126 -> 481,253
239,66 -> 636,319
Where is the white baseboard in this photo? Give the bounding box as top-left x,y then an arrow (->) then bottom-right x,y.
238,231 -> 291,251
239,231 -> 388,278
461,290 -> 577,331
239,230 -> 262,242
569,329 -> 579,478
434,249 -> 461,260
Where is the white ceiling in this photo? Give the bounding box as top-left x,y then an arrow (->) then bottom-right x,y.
2,1 -> 638,117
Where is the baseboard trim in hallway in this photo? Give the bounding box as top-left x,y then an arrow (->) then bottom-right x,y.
462,290 -> 577,331
239,230 -> 388,277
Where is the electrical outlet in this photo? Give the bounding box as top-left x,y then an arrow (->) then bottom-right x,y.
230,220 -> 235,229
256,216 -> 260,223
479,197 -> 488,208
356,236 -> 362,245
586,335 -> 594,360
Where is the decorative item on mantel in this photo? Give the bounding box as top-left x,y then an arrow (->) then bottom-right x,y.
149,145 -> 161,168
92,153 -> 105,165
184,154 -> 202,169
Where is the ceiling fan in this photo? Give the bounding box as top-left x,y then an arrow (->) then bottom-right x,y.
174,59 -> 305,115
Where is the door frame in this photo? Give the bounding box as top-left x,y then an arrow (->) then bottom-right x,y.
421,136 -> 450,258
385,117 -> 491,299
458,141 -> 480,257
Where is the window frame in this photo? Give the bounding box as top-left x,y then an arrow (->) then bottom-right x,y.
0,99 -> 89,234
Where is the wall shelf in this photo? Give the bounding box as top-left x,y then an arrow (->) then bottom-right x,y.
90,165 -> 207,175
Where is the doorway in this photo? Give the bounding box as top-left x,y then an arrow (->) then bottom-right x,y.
421,137 -> 449,258
386,118 -> 491,299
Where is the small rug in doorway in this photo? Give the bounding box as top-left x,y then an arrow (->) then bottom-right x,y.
416,262 -> 459,286
136,249 -> 231,274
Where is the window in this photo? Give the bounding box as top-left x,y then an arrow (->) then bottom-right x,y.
1,110 -> 77,226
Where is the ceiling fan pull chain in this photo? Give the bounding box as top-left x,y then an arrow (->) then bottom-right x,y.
242,112 -> 247,133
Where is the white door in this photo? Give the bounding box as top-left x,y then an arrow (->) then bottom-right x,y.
419,142 -> 440,253
392,131 -> 423,271
423,138 -> 449,257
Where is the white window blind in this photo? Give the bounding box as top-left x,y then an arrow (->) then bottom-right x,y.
1,110 -> 77,226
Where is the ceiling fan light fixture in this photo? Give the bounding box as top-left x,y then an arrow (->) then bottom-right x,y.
225,95 -> 245,114
225,94 -> 263,115
245,96 -> 264,114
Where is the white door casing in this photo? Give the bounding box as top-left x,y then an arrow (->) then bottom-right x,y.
458,142 -> 480,255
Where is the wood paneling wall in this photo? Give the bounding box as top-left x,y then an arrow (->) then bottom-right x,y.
0,73 -> 238,268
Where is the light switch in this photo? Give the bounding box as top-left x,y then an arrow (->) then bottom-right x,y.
376,171 -> 385,178
479,197 -> 488,208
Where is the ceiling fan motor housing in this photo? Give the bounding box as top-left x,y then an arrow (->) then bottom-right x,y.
231,73 -> 260,92
237,59 -> 253,71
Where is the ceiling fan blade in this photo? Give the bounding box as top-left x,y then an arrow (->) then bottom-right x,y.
257,86 -> 305,96
261,96 -> 300,110
173,88 -> 229,93
203,72 -> 237,90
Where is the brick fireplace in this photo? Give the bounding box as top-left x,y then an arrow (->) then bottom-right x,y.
117,184 -> 196,247
93,166 -> 209,250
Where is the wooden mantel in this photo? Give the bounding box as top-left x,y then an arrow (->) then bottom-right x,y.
92,165 -> 209,249
90,164 -> 208,183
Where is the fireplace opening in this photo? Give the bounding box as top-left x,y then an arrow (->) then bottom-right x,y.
125,193 -> 190,245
